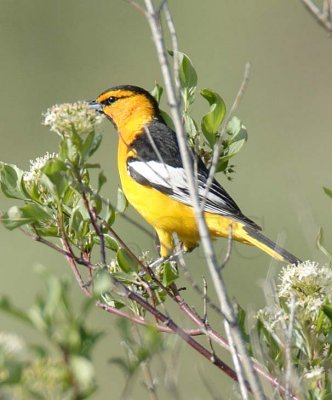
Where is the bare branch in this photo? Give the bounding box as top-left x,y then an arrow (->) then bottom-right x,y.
300,0 -> 332,32
163,1 -> 181,99
142,1 -> 264,397
21,227 -> 95,269
125,0 -> 147,16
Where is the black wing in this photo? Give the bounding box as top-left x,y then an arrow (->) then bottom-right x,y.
127,120 -> 261,230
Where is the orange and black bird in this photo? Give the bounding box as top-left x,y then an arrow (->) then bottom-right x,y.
89,85 -> 300,264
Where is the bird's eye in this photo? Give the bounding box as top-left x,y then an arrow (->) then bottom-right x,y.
103,96 -> 117,106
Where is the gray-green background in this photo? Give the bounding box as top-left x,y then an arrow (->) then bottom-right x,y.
0,1 -> 331,398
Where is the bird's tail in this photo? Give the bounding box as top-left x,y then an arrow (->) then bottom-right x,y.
240,225 -> 301,265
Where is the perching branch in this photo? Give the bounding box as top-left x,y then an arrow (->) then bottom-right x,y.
142,1 -> 265,398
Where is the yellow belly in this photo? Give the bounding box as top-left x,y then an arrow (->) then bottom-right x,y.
118,142 -> 246,256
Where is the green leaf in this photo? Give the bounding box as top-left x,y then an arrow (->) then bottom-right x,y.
116,187 -> 128,213
64,135 -> 80,165
235,304 -> 251,348
23,203 -> 51,220
33,225 -> 59,237
104,234 -> 118,251
43,274 -> 63,321
117,248 -> 138,273
101,292 -> 127,309
169,52 -> 197,107
41,158 -> 68,197
184,114 -> 198,138
160,110 -> 175,131
322,305 -> 332,322
81,131 -> 103,161
179,52 -> 197,92
150,82 -> 175,129
217,116 -> 248,171
79,197 -> 92,220
93,269 -> 112,295
1,203 -> 50,230
200,89 -> 226,146
0,359 -> 25,385
103,201 -> 115,227
109,357 -> 132,375
227,116 -> 248,141
69,209 -> 89,239
1,206 -> 27,230
150,82 -> 163,104
0,295 -> 33,325
97,171 -> 107,192
162,262 -> 178,286
0,163 -> 26,200
323,186 -> 332,198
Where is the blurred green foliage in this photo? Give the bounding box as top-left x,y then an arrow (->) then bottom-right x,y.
0,266 -> 101,399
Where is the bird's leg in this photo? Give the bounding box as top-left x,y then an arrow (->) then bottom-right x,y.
148,246 -> 184,269
139,231 -> 186,276
182,240 -> 199,253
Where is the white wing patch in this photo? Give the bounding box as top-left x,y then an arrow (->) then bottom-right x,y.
127,159 -> 239,217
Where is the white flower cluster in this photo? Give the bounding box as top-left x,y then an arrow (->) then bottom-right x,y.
0,332 -> 26,358
278,260 -> 332,319
303,365 -> 325,381
24,152 -> 57,182
43,101 -> 104,136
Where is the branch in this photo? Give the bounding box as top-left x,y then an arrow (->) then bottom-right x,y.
300,0 -> 332,32
142,1 -> 265,398
70,167 -> 242,384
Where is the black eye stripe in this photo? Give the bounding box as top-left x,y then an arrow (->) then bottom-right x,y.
101,94 -> 131,106
101,96 -> 117,106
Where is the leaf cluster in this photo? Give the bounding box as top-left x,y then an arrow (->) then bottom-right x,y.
151,52 -> 248,180
0,267 -> 101,399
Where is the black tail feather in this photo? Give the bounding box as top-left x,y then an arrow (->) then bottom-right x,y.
244,225 -> 302,265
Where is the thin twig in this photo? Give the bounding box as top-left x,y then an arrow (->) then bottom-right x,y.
200,62 -> 250,211
217,225 -> 249,399
142,1 -> 264,397
20,227 -> 95,269
163,1 -> 181,99
73,165 -> 240,383
132,325 -> 159,400
224,322 -> 249,399
202,278 -> 217,363
113,279 -> 240,382
175,250 -> 224,315
59,236 -> 229,363
300,0 -> 332,32
78,176 -> 107,266
21,215 -> 297,396
220,225 -> 233,270
61,235 -> 92,297
125,0 -> 147,15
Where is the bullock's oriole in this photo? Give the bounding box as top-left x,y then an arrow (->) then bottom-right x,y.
89,85 -> 300,264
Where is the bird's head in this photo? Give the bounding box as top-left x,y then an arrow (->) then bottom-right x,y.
89,85 -> 160,139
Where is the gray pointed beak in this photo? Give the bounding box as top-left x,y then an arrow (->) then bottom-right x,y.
88,99 -> 103,113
